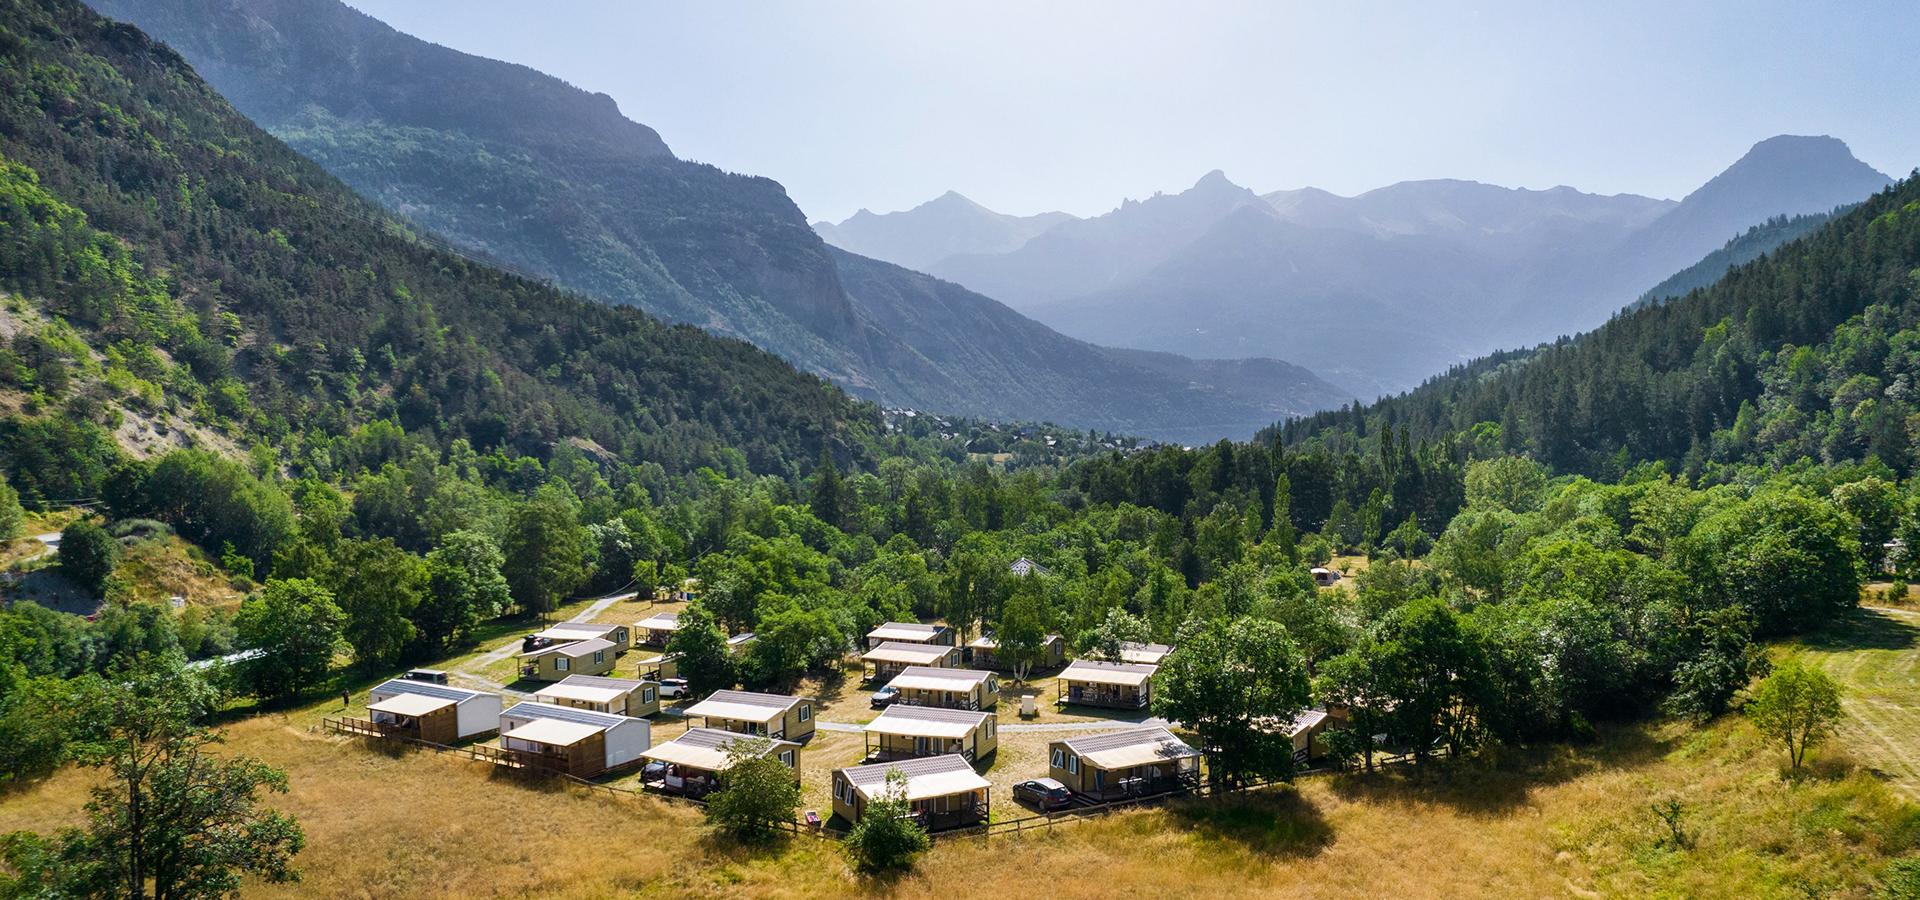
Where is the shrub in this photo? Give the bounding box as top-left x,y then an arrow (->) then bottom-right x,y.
703,738 -> 801,841
57,519 -> 119,595
843,769 -> 930,873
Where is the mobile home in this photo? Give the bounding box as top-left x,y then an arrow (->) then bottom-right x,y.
1058,659 -> 1157,709
366,679 -> 502,743
885,665 -> 999,710
1116,641 -> 1175,666
831,754 -> 990,831
533,675 -> 661,717
527,621 -> 631,654
683,690 -> 816,742
497,701 -> 651,777
641,726 -> 799,797
864,705 -> 998,761
518,637 -> 617,681
634,610 -> 681,647
965,633 -> 1066,671
862,641 -> 960,680
1048,727 -> 1200,802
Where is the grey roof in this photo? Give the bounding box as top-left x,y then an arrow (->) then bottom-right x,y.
873,705 -> 992,725
1059,726 -> 1196,757
838,752 -> 978,789
672,726 -> 798,752
500,700 -> 630,730
701,690 -> 803,710
1064,660 -> 1160,676
371,678 -> 487,703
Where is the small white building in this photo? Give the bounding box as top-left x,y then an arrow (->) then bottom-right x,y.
367,679 -> 502,742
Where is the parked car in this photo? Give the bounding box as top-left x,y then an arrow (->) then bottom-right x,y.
658,678 -> 690,698
642,760 -> 668,782
1013,778 -> 1073,811
870,685 -> 900,709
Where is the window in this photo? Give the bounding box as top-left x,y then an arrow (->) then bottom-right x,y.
556,657 -> 570,672
594,650 -> 606,665
642,687 -> 656,704
1068,754 -> 1080,774
798,704 -> 811,722
985,719 -> 995,739
1051,748 -> 1064,769
779,750 -> 795,767
835,779 -> 849,802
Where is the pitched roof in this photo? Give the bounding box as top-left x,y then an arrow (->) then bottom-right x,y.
966,633 -> 1062,650
1059,727 -> 1198,769
837,753 -> 991,801
1060,659 -> 1158,687
500,700 -> 630,731
862,641 -> 955,665
684,690 -> 804,723
886,665 -> 992,692
1118,641 -> 1176,665
520,637 -> 616,659
636,611 -> 681,630
369,678 -> 489,704
535,621 -> 623,641
865,705 -> 991,740
866,622 -> 945,642
534,675 -> 652,705
642,726 -> 796,771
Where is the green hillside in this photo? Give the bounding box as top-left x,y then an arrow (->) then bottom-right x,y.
0,0 -> 879,480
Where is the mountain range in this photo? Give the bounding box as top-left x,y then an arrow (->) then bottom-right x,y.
89,0 -> 1349,443
828,137 -> 1891,395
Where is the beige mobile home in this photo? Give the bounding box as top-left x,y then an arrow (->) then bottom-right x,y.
641,726 -> 799,797
533,675 -> 660,717
1048,727 -> 1200,802
1116,641 -> 1175,666
831,754 -> 990,831
966,633 -> 1066,671
885,665 -> 999,710
683,690 -> 816,742
634,610 -> 681,647
365,680 -> 502,743
864,705 -> 998,761
518,637 -> 617,681
497,701 -> 651,777
1058,659 -> 1157,709
862,641 -> 960,680
864,621 -> 953,650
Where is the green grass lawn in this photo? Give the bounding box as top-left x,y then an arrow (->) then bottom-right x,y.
1793,605 -> 1920,800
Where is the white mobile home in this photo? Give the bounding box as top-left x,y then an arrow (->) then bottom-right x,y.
366,679 -> 502,743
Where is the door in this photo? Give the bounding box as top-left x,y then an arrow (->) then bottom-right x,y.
915,736 -> 930,756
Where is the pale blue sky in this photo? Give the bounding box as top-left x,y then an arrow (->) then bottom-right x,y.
345,1 -> 1919,222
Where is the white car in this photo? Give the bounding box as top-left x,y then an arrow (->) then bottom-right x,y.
657,678 -> 690,698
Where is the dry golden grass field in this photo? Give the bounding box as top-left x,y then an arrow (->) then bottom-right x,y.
1,605 -> 1917,898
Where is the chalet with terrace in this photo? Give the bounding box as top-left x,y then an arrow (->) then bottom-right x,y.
864,705 -> 998,761
1058,660 -> 1156,709
497,701 -> 650,777
641,726 -> 799,797
864,621 -> 954,650
862,641 -> 960,680
634,610 -> 682,647
683,690 -> 815,742
533,675 -> 660,718
365,680 -> 502,743
518,638 -> 617,681
526,621 -> 631,655
886,665 -> 999,710
965,633 -> 1066,671
831,754 -> 991,831
1048,727 -> 1201,802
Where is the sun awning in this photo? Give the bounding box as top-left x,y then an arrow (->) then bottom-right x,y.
850,766 -> 990,801
684,698 -> 786,723
867,623 -> 941,642
862,643 -> 951,665
535,683 -> 628,705
885,670 -> 986,692
1079,737 -> 1198,770
1061,662 -> 1155,687
367,694 -> 455,717
865,711 -> 979,740
502,718 -> 602,747
636,613 -> 680,630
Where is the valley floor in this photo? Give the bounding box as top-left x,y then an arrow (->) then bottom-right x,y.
0,605 -> 1915,898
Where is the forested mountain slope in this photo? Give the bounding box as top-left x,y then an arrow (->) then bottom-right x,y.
1274,173 -> 1920,478
0,0 -> 878,479
1629,211 -> 1840,310
90,0 -> 1346,442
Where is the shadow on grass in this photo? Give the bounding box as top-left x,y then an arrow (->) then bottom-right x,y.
1167,788 -> 1333,859
695,825 -> 794,862
1324,722 -> 1676,817
1801,607 -> 1920,653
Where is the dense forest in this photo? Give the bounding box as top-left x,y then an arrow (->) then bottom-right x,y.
1276,174 -> 1920,478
